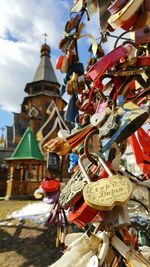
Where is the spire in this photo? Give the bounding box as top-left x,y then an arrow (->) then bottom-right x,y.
33,41 -> 59,84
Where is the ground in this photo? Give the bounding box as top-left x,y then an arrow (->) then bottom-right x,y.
0,200 -> 62,267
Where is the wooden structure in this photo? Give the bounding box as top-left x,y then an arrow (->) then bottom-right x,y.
21,43 -> 67,137
0,42 -> 72,197
4,42 -> 67,146
0,42 -> 71,197
5,128 -> 45,199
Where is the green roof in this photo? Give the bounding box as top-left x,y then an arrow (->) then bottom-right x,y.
8,127 -> 44,161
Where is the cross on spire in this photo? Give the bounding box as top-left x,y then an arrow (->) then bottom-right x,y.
42,33 -> 48,44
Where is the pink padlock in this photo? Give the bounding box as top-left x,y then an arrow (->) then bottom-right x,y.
87,45 -> 133,82
96,102 -> 108,113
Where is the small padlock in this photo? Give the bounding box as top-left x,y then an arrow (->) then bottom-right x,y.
87,255 -> 99,267
68,154 -> 101,227
97,231 -> 109,266
133,26 -> 150,45
108,0 -> 127,15
108,0 -> 143,30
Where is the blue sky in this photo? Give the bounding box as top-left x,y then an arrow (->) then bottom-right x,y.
0,109 -> 12,128
0,0 -> 119,137
0,1 -> 72,124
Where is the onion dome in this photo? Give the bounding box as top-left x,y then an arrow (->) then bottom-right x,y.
40,43 -> 51,57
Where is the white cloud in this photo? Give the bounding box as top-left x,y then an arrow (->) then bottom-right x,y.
0,0 -> 123,116
0,0 -> 69,113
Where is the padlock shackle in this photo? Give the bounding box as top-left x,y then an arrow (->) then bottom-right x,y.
78,154 -> 92,184
97,231 -> 109,266
95,153 -> 113,177
84,129 -> 99,166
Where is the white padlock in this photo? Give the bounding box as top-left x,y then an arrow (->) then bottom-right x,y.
97,231 -> 109,266
87,255 -> 99,267
90,110 -> 107,127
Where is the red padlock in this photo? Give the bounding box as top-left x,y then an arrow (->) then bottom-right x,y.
134,26 -> 150,45
136,55 -> 150,67
87,45 -> 133,82
68,198 -> 98,228
55,55 -> 64,70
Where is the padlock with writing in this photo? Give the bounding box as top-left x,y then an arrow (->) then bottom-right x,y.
82,153 -> 133,211
68,154 -> 101,227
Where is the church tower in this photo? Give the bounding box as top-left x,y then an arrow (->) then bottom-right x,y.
21,42 -> 66,135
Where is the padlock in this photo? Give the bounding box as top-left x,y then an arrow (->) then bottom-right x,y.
87,255 -> 99,267
61,54 -> 69,73
102,101 -> 149,152
66,72 -> 78,95
58,36 -> 75,53
96,43 -> 105,59
121,227 -> 132,246
59,168 -> 87,210
55,55 -> 65,70
71,0 -> 85,13
108,0 -> 144,30
133,26 -> 150,45
97,231 -> 109,266
68,197 -> 99,228
108,0 -> 127,15
138,230 -> 147,247
65,14 -> 81,34
87,45 -> 133,82
84,130 -> 121,172
90,109 -> 108,127
68,154 -> 102,227
66,125 -> 95,151
84,124 -> 118,167
82,153 -> 133,211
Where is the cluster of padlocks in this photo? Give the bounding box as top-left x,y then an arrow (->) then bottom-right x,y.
37,0 -> 150,266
